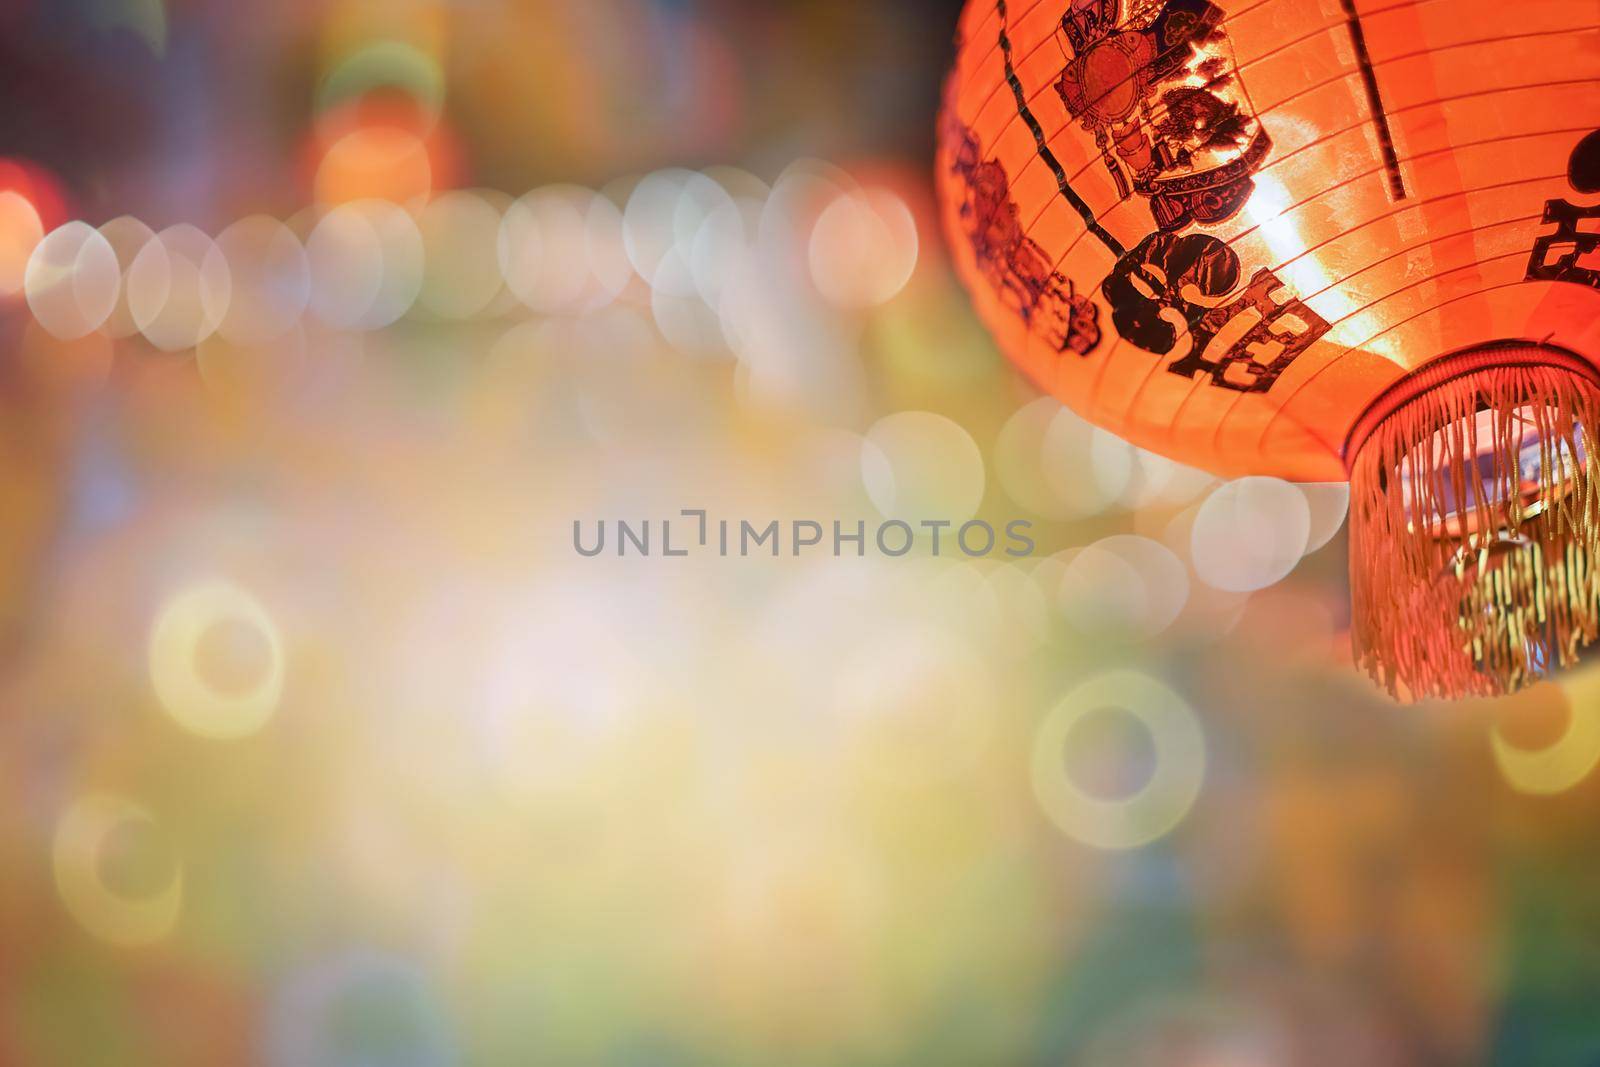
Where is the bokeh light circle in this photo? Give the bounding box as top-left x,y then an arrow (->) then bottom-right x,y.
354,200 -> 424,329
996,398 -> 1073,518
997,398 -> 1127,520
861,411 -> 986,523
662,171 -> 739,301
416,189 -> 506,320
315,126 -> 432,207
53,794 -> 183,947
652,270 -> 728,357
499,185 -> 632,314
759,158 -> 855,272
690,193 -> 762,308
1191,478 -> 1312,593
1299,482 -> 1352,555
25,221 -> 120,339
1119,447 -> 1217,509
1491,677 -> 1600,796
624,169 -> 733,296
97,215 -> 156,338
316,40 -> 446,132
306,204 -> 383,328
1044,418 -> 1132,516
1031,671 -> 1206,850
306,200 -> 423,330
149,581 -> 284,740
216,215 -> 310,343
984,560 -> 1054,653
266,951 -> 457,1067
127,223 -> 232,351
1057,535 -> 1190,640
808,187 -> 919,309
0,189 -> 44,299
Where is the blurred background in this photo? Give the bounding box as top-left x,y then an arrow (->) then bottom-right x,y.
1,1 -> 1599,1065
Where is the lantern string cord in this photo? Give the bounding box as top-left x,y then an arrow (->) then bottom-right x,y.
994,0 -> 1127,258
1339,0 -> 1410,201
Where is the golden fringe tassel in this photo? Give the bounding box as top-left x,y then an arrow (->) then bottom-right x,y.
1349,360 -> 1600,701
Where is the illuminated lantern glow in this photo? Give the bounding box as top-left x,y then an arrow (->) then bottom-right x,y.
937,0 -> 1600,699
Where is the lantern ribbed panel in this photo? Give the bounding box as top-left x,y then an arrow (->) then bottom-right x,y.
938,0 -> 1600,482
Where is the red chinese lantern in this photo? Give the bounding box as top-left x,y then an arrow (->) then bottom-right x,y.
937,0 -> 1600,700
